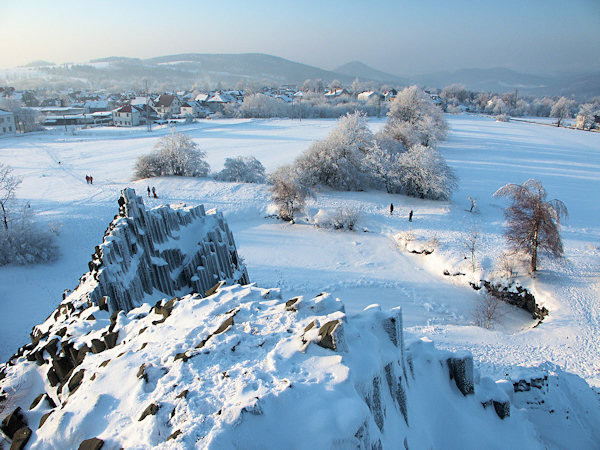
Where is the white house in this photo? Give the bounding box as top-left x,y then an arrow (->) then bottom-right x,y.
357,91 -> 380,102
112,105 -> 143,127
154,94 -> 182,119
0,109 -> 16,135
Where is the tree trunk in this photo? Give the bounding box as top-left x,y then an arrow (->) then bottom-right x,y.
1,203 -> 7,230
531,234 -> 538,272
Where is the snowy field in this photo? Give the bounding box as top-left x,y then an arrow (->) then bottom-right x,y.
0,114 -> 599,396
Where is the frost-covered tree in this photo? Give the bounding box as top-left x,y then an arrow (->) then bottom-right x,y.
396,145 -> 458,200
575,103 -> 599,130
0,205 -> 59,266
238,93 -> 289,118
493,179 -> 568,272
550,97 -> 576,127
134,132 -> 210,179
215,156 -> 266,183
364,132 -> 407,193
0,163 -> 22,230
295,111 -> 376,191
383,85 -> 447,147
269,165 -> 313,221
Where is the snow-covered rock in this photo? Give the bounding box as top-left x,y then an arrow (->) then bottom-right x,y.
1,284 -> 545,449
62,188 -> 249,314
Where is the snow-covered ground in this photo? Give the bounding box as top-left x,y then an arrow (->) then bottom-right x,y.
0,114 -> 599,399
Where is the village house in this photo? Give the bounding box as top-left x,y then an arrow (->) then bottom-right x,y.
112,104 -> 144,127
0,109 -> 16,135
154,94 -> 182,119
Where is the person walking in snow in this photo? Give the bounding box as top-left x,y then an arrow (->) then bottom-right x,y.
147,186 -> 151,197
152,186 -> 157,198
85,175 -> 90,184
409,210 -> 413,222
390,203 -> 394,215
90,176 -> 93,185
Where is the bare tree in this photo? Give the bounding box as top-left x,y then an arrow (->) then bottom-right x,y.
463,228 -> 480,272
493,179 -> 568,272
269,165 -> 313,221
0,163 -> 22,230
467,196 -> 478,213
473,294 -> 503,329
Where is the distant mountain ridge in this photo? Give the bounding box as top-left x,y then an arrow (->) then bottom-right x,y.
334,61 -> 409,85
8,53 -> 599,98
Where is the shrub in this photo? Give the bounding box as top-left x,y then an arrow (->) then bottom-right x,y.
215,156 -> 266,183
134,132 -> 209,179
0,215 -> 58,265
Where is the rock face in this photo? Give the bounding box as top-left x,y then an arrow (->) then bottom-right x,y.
77,188 -> 248,313
482,280 -> 548,321
0,283 -> 536,449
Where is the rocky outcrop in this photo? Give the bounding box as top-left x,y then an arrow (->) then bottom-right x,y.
482,280 -> 548,321
78,188 -> 248,313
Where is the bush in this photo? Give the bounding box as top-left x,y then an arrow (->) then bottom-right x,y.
314,206 -> 361,231
295,111 -> 375,191
397,145 -> 458,200
134,132 -> 210,179
215,156 -> 266,183
0,215 -> 58,266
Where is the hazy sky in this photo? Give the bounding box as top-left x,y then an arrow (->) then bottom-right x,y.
1,0 -> 598,75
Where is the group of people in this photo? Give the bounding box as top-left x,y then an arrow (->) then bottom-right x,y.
390,203 -> 413,222
85,175 -> 94,184
147,186 -> 158,198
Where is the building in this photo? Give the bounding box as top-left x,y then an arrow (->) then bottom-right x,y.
0,109 -> 16,135
112,105 -> 143,127
154,94 -> 182,119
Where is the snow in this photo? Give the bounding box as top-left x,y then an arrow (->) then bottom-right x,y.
0,114 -> 599,447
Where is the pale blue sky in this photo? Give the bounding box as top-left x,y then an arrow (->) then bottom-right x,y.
0,0 -> 598,74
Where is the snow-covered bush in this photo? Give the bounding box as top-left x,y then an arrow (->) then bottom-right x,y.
238,93 -> 290,118
269,165 -> 313,221
397,145 -> 458,200
134,132 -> 210,179
496,114 -> 510,122
575,103 -> 599,130
0,212 -> 58,266
215,156 -> 266,183
383,85 -> 447,148
314,206 -> 361,231
295,111 -> 376,191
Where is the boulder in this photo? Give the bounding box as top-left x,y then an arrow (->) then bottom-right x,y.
9,426 -> 32,450
78,437 -> 104,450
1,407 -> 27,439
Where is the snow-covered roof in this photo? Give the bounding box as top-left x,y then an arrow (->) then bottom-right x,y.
0,108 -> 14,116
207,92 -> 236,103
155,94 -> 178,107
195,93 -> 209,102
